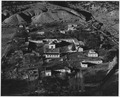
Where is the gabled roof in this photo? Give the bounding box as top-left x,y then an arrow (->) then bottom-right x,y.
44,44 -> 59,53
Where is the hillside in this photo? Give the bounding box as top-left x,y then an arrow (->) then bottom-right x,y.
2,1 -> 119,96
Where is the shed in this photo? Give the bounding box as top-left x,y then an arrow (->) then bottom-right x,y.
45,70 -> 51,76
88,49 -> 98,57
78,47 -> 83,52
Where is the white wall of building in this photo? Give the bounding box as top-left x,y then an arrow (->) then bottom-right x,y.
88,50 -> 98,57
49,44 -> 55,49
88,53 -> 98,57
87,60 -> 103,64
45,54 -> 60,58
78,47 -> 83,52
45,70 -> 51,76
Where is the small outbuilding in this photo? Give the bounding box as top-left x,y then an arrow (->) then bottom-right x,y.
78,47 -> 83,52
45,70 -> 51,76
88,49 -> 98,57
37,31 -> 45,35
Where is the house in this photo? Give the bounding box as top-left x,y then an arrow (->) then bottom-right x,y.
37,31 -> 45,35
81,61 -> 100,68
80,62 -> 88,68
82,59 -> 103,64
89,60 -> 102,64
45,70 -> 51,76
29,39 -> 43,44
55,68 -> 71,73
44,44 -> 57,52
48,44 -> 55,49
43,39 -> 57,43
44,44 -> 60,58
60,39 -> 73,43
77,47 -> 83,52
19,24 -> 24,28
44,54 -> 60,58
22,74 -> 29,80
88,49 -> 98,57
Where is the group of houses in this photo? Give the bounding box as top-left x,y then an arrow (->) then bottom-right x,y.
42,67 -> 71,77
28,37 -> 103,63
21,24 -> 103,77
39,39 -> 103,77
28,38 -> 84,59
43,38 -> 85,59
59,24 -> 78,34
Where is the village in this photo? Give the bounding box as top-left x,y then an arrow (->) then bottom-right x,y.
2,14 -> 118,96
1,1 -> 118,96
2,22 -> 106,92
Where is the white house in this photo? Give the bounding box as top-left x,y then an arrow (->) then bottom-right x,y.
48,44 -> 56,49
80,62 -> 88,68
19,24 -> 24,28
22,74 -> 29,80
77,47 -> 83,52
45,70 -> 51,76
37,31 -> 45,35
43,39 -> 57,43
44,54 -> 60,58
60,39 -> 74,43
55,69 -> 71,73
29,39 -> 43,43
44,44 -> 60,59
88,60 -> 103,64
83,60 -> 103,64
88,49 -> 98,57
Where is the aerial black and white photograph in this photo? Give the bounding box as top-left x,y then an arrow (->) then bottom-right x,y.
1,1 -> 119,96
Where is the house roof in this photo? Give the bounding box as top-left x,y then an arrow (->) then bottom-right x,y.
55,41 -> 71,48
29,39 -> 43,43
44,53 -> 60,55
44,44 -> 59,53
